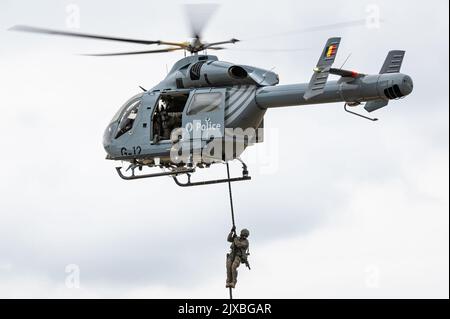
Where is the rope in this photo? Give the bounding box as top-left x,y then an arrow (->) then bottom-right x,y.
226,162 -> 235,300
226,162 -> 236,229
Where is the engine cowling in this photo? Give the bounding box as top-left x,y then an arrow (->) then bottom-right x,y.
176,60 -> 279,88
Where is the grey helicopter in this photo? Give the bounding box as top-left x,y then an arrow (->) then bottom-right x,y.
10,7 -> 413,187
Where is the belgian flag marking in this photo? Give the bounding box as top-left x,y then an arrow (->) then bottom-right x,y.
326,44 -> 337,58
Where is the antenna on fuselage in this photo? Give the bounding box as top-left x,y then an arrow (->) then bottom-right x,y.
339,53 -> 352,70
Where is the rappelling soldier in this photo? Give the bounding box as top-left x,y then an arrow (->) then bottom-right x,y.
226,226 -> 250,289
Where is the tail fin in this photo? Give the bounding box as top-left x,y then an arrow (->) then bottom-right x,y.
304,37 -> 341,100
379,50 -> 405,74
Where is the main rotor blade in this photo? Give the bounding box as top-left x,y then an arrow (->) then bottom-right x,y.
10,25 -> 166,45
285,19 -> 369,34
81,47 -> 184,56
245,18 -> 374,41
184,3 -> 219,38
229,47 -> 309,53
204,38 -> 240,49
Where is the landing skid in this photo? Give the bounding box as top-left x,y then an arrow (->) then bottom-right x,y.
115,166 -> 195,180
173,161 -> 251,187
115,161 -> 251,187
173,174 -> 251,187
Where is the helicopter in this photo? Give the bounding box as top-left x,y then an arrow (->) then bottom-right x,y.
10,6 -> 414,187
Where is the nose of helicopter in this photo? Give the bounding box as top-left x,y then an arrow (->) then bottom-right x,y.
103,123 -> 115,154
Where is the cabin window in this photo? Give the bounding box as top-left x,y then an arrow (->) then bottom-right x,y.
186,92 -> 222,115
115,99 -> 141,139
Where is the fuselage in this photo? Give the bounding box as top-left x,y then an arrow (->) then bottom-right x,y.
103,54 -> 413,166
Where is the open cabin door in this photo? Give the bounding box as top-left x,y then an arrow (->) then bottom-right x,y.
182,88 -> 226,141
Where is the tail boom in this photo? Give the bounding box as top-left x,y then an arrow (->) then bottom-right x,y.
255,73 -> 413,109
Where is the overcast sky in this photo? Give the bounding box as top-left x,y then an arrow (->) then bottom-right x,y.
0,0 -> 448,298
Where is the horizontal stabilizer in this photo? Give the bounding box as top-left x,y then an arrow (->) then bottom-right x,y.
364,99 -> 389,113
329,68 -> 363,78
304,37 -> 341,100
380,50 -> 405,74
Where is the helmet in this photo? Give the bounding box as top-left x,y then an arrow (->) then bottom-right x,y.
240,229 -> 250,238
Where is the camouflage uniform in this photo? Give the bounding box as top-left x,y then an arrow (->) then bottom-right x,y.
160,108 -> 170,140
152,113 -> 162,143
226,227 -> 250,288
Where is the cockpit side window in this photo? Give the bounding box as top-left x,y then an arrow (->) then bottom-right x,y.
110,93 -> 143,123
115,99 -> 141,139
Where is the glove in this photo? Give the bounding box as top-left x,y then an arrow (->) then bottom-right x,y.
231,226 -> 236,232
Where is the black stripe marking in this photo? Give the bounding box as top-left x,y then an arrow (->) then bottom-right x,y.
225,85 -> 242,102
225,87 -> 249,111
225,89 -> 255,121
